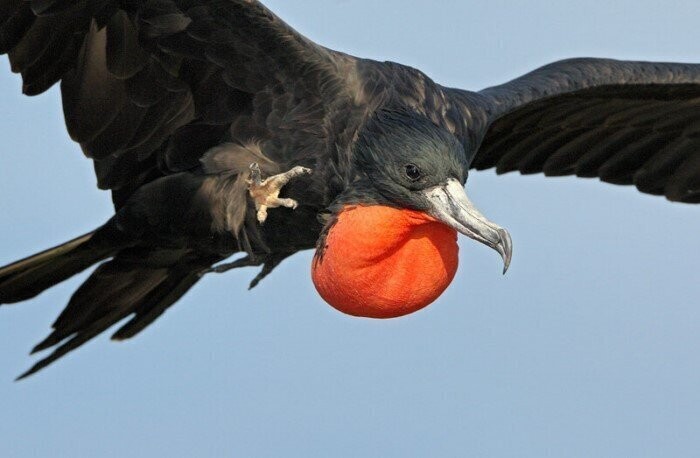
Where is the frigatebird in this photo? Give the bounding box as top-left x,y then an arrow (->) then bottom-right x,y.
0,1 -> 698,379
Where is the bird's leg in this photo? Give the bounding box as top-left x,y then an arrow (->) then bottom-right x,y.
246,162 -> 312,224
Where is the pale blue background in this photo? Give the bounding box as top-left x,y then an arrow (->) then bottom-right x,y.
1,1 -> 700,457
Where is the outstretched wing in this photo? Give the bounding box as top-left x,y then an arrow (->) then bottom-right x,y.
1,0 -> 362,378
461,58 -> 700,203
1,0 -> 356,207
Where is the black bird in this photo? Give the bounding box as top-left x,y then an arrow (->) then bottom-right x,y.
0,0 -> 698,379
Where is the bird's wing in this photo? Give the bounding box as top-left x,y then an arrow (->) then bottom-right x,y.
1,0 -> 356,207
460,58 -> 700,203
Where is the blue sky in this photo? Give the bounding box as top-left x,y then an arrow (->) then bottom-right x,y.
1,1 -> 700,457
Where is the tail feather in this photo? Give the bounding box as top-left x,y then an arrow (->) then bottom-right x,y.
0,232 -> 113,304
30,263 -> 170,354
110,270 -> 202,341
17,252 -> 210,380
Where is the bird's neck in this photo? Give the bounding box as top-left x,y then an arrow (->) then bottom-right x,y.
311,205 -> 459,318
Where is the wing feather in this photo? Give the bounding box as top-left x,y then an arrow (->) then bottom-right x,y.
1,0 -> 357,208
456,58 -> 700,202
1,1 -> 361,375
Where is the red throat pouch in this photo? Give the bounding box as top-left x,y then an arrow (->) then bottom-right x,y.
311,205 -> 459,318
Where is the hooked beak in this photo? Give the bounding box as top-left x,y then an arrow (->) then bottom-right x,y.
422,179 -> 512,274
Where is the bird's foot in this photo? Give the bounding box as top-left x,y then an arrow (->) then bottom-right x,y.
200,253 -> 293,289
200,255 -> 262,276
246,163 -> 312,224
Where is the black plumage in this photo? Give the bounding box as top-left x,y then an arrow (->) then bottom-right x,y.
0,0 -> 698,378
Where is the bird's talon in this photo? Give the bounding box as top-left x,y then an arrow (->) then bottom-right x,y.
247,163 -> 311,224
256,206 -> 268,224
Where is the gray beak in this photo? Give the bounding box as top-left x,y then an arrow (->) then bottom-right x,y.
422,179 -> 513,274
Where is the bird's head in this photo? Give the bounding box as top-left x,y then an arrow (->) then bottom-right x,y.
312,109 -> 512,318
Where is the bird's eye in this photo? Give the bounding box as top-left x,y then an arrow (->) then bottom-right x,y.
404,164 -> 421,180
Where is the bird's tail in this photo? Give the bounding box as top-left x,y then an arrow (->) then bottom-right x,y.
0,232 -> 114,304
13,248 -> 210,379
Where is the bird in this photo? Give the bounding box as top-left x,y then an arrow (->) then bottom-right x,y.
0,0 -> 698,380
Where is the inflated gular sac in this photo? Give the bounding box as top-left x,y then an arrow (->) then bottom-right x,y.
312,206 -> 459,319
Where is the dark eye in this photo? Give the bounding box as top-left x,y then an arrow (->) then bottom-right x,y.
404,164 -> 421,181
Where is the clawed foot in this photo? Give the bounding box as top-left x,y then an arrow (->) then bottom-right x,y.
247,163 -> 312,224
199,253 -> 293,289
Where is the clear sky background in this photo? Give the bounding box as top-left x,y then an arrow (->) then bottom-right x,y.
1,1 -> 700,457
